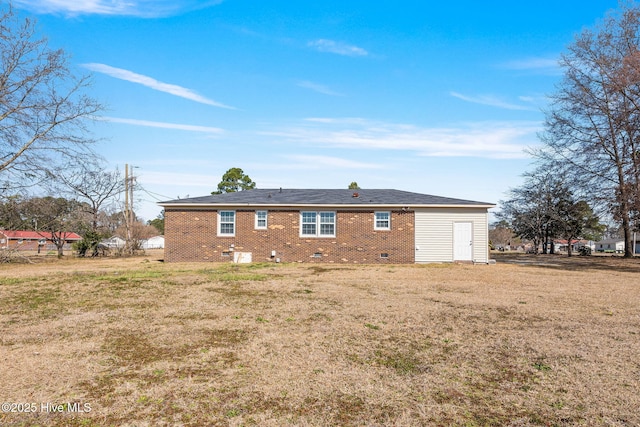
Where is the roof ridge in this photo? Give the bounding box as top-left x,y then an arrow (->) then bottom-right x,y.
159,188 -> 494,207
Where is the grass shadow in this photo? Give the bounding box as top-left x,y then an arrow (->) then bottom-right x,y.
492,252 -> 640,273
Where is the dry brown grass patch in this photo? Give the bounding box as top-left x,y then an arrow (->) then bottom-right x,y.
0,255 -> 639,426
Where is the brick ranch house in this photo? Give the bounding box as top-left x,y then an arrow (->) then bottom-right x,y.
0,230 -> 82,252
159,189 -> 494,264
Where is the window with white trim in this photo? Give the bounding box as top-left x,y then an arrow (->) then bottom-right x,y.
374,211 -> 391,230
300,211 -> 335,237
218,210 -> 235,236
255,210 -> 268,229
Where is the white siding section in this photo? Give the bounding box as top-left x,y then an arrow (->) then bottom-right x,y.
415,208 -> 490,263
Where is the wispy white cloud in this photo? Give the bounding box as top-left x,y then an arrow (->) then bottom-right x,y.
136,158 -> 213,168
83,63 -> 235,109
297,81 -> 344,96
138,170 -> 215,188
305,117 -> 369,125
103,117 -> 224,134
450,91 -> 538,111
308,39 -> 368,57
503,57 -> 558,70
260,118 -> 541,159
500,57 -> 561,75
284,155 -> 383,170
13,0 -> 223,18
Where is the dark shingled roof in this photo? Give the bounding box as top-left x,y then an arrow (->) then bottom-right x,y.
159,189 -> 493,207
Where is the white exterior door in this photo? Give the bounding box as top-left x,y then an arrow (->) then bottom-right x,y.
454,222 -> 473,261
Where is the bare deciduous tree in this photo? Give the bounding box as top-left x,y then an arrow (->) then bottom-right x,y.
0,5 -> 102,190
536,4 -> 640,257
489,220 -> 516,250
497,172 -> 561,255
55,162 -> 124,233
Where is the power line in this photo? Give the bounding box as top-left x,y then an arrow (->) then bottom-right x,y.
139,187 -> 173,201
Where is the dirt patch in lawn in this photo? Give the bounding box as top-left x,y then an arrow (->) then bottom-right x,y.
0,256 -> 638,426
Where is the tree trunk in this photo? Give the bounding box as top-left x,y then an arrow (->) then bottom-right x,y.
622,216 -> 633,258
567,238 -> 573,257
619,188 -> 633,258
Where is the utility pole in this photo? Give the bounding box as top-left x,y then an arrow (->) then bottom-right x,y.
124,163 -> 129,220
124,164 -> 138,254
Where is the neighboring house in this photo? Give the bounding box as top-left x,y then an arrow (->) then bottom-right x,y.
159,189 -> 494,264
141,235 -> 165,249
0,230 -> 81,251
554,239 -> 595,253
572,240 -> 596,252
101,236 -> 126,249
595,239 -> 625,253
593,238 -> 640,254
553,240 -> 569,252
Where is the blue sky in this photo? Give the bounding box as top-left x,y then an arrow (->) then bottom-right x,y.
13,0 -> 620,221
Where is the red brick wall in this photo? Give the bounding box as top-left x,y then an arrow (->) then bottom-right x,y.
1,239 -> 74,252
164,208 -> 415,263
